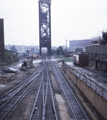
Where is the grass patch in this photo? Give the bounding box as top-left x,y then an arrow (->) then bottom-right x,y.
62,57 -> 72,62
29,66 -> 35,69
53,55 -> 64,59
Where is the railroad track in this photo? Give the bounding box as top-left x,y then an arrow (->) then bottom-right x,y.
0,66 -> 44,120
0,55 -> 92,120
29,58 -> 59,120
0,66 -> 43,100
50,60 -> 90,120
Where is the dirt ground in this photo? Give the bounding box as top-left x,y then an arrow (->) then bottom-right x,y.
0,61 -> 71,120
7,77 -> 41,120
0,61 -> 41,97
0,60 -> 103,120
49,63 -> 71,120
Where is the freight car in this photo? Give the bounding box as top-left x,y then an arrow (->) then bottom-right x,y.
73,52 -> 88,66
85,32 -> 107,71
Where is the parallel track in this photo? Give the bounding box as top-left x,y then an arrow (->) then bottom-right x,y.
0,56 -> 92,120
50,60 -> 90,120
29,56 -> 59,120
0,67 -> 43,100
0,67 -> 44,120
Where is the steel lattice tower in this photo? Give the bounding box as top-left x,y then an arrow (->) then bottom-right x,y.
39,0 -> 51,55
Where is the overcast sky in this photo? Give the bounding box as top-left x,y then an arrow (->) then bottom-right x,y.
0,0 -> 107,46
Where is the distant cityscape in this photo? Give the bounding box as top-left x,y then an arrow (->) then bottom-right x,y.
5,38 -> 92,56
5,45 -> 39,57
4,45 -> 62,57
5,45 -> 39,52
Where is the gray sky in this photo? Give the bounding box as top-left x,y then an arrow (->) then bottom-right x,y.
0,0 -> 107,46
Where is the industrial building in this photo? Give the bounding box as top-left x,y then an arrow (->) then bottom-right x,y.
0,18 -> 19,65
4,49 -> 19,64
69,39 -> 92,51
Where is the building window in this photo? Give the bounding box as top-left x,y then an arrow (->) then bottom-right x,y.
91,53 -> 95,62
105,54 -> 107,59
95,53 -> 98,58
102,54 -> 105,59
98,54 -> 102,59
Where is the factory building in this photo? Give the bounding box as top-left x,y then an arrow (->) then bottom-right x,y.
0,19 -> 19,65
5,49 -> 19,64
69,39 -> 92,51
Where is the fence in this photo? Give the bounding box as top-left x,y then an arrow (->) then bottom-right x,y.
64,63 -> 107,101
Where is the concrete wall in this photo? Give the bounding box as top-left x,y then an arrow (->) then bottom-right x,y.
62,64 -> 107,120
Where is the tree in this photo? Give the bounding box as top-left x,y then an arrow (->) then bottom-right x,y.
56,46 -> 64,55
75,48 -> 83,52
51,49 -> 56,55
23,53 -> 27,57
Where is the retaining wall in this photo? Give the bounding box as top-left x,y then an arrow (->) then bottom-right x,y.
62,63 -> 107,120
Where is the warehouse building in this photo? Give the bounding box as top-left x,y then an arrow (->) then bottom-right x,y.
69,39 -> 92,51
5,49 -> 19,64
0,18 -> 19,65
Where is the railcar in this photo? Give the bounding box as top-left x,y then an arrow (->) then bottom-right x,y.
73,52 -> 88,66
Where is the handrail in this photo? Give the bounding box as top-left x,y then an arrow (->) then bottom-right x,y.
63,63 -> 107,101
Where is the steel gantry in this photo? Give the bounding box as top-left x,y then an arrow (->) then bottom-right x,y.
39,0 -> 51,55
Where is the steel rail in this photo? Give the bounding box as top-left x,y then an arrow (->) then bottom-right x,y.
0,67 -> 44,120
50,61 -> 77,120
42,69 -> 49,120
29,55 -> 47,120
42,69 -> 45,120
50,61 -> 89,120
44,70 -> 49,106
0,67 -> 44,110
42,56 -> 49,120
0,66 -> 43,100
42,56 -> 58,120
29,56 -> 58,120
29,71 -> 43,120
47,66 -> 58,120
56,63 -> 89,120
1,75 -> 39,120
